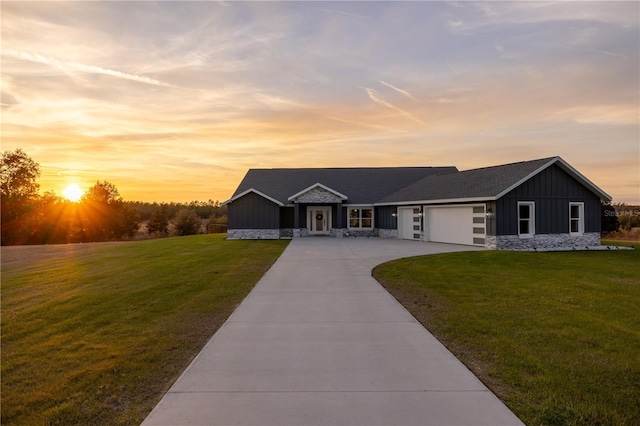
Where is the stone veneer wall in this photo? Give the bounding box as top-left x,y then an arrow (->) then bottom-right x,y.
290,229 -> 309,238
227,229 -> 280,240
344,229 -> 378,238
292,187 -> 344,203
485,235 -> 497,250
495,232 -> 600,250
330,228 -> 345,238
378,229 -> 398,239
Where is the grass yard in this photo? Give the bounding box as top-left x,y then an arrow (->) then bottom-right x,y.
373,243 -> 640,426
1,235 -> 289,425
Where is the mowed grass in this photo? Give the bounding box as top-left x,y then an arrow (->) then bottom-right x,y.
373,244 -> 640,426
1,235 -> 289,425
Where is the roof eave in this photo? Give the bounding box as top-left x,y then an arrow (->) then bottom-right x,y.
375,196 -> 496,207
287,182 -> 348,201
221,188 -> 284,207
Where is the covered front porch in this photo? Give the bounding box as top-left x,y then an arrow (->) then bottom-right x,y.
288,183 -> 347,238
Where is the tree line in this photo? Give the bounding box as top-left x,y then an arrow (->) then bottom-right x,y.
2,148 -> 629,245
602,202 -> 640,240
1,149 -> 226,246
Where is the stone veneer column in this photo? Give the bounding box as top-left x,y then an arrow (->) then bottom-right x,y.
378,229 -> 398,239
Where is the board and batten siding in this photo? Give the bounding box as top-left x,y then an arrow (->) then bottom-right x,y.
495,164 -> 601,236
280,207 -> 295,229
227,192 -> 280,229
375,206 -> 398,229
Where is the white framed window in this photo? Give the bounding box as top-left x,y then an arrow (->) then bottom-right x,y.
348,208 -> 373,229
569,202 -> 584,235
518,202 -> 535,238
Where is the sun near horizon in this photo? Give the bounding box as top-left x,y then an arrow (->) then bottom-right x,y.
62,183 -> 84,202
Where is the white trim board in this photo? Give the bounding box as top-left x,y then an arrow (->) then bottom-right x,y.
221,188 -> 284,206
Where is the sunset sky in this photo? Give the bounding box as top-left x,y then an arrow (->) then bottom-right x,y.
2,1 -> 638,203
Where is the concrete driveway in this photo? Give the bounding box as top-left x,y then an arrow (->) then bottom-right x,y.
142,237 -> 524,426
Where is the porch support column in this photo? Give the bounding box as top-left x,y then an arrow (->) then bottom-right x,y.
336,202 -> 343,237
293,202 -> 300,237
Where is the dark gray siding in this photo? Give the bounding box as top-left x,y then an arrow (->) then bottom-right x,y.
340,206 -> 347,228
280,207 -> 294,228
376,206 -> 397,229
331,205 -> 341,228
485,201 -> 497,236
297,205 -> 307,228
497,164 -> 601,235
227,192 -> 280,229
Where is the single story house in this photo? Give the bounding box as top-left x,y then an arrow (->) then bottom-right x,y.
222,156 -> 611,250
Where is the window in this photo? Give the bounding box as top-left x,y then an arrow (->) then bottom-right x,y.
472,205 -> 486,245
349,208 -> 373,229
569,202 -> 584,235
518,202 -> 535,238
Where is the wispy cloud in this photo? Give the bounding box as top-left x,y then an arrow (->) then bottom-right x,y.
550,44 -> 629,59
3,49 -> 170,87
1,1 -> 637,203
447,62 -> 462,78
361,87 -> 425,124
326,116 -> 401,132
548,105 -> 638,125
448,20 -> 463,30
310,5 -> 373,20
377,80 -> 421,102
254,93 -> 304,111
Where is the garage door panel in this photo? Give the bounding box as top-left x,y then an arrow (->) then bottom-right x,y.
426,207 -> 474,245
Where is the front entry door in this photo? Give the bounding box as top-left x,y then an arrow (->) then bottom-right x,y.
399,207 -> 421,240
309,207 -> 331,235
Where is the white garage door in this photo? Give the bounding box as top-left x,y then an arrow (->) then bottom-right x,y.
425,206 -> 485,246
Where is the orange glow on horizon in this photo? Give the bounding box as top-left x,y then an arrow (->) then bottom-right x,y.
2,1 -> 637,204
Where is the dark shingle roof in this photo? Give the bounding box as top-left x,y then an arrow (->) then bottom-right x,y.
231,167 -> 458,205
227,156 -> 611,205
377,157 -> 557,204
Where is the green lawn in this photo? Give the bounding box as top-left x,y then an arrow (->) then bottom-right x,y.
1,235 -> 289,425
373,244 -> 640,426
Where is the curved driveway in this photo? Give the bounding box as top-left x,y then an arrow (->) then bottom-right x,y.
142,237 -> 523,426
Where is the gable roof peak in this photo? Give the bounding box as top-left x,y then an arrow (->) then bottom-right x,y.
288,183 -> 348,202
221,187 -> 284,206
376,155 -> 609,205
232,166 -> 458,205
